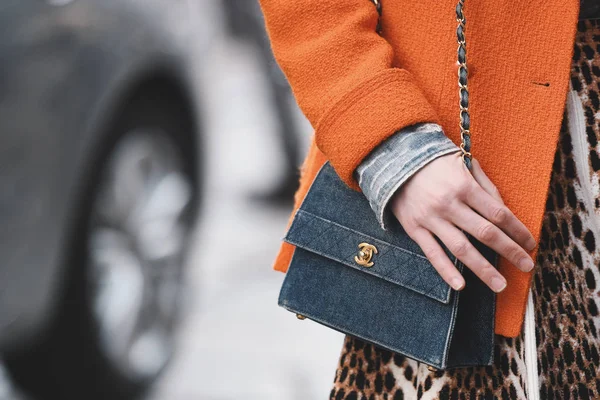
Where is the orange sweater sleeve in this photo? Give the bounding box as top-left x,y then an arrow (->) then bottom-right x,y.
259,0 -> 441,189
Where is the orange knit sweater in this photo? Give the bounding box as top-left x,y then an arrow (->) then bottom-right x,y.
259,0 -> 580,337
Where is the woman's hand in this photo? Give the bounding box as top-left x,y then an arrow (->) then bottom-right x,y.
390,152 -> 537,293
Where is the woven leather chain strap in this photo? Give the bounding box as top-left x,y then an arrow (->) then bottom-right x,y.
371,0 -> 473,169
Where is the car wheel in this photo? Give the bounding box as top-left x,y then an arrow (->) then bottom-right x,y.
4,91 -> 198,400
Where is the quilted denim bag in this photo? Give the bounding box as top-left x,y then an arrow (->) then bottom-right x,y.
277,0 -> 499,370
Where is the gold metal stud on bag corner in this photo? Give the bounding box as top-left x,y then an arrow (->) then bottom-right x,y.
354,243 -> 378,267
296,314 -> 306,320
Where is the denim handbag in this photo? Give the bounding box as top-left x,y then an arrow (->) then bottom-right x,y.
277,0 -> 499,370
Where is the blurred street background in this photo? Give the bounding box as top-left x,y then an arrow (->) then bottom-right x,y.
0,1 -> 343,399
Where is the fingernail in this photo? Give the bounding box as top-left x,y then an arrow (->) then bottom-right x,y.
491,277 -> 507,293
519,257 -> 535,272
451,277 -> 465,290
525,238 -> 537,251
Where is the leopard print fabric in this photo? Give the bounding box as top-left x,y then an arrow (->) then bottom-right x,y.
536,19 -> 600,399
330,19 -> 600,400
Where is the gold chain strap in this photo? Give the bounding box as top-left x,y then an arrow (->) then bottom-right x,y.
372,0 -> 382,34
455,0 -> 472,168
371,0 -> 473,169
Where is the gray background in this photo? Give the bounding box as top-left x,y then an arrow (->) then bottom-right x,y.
0,1 -> 344,399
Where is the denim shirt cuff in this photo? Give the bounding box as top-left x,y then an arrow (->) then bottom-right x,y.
356,123 -> 461,229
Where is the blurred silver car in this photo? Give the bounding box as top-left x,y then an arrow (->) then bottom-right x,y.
0,0 -> 202,398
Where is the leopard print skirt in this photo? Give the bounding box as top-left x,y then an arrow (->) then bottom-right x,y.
330,19 -> 600,400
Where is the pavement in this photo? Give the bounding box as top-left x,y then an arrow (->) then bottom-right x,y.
1,2 -> 344,399
150,5 -> 344,398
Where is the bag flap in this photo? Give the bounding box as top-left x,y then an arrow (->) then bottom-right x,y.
284,163 -> 457,304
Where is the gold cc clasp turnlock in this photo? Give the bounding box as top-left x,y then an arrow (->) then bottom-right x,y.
354,243 -> 378,267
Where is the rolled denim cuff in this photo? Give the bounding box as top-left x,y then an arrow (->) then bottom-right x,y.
356,123 -> 461,229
